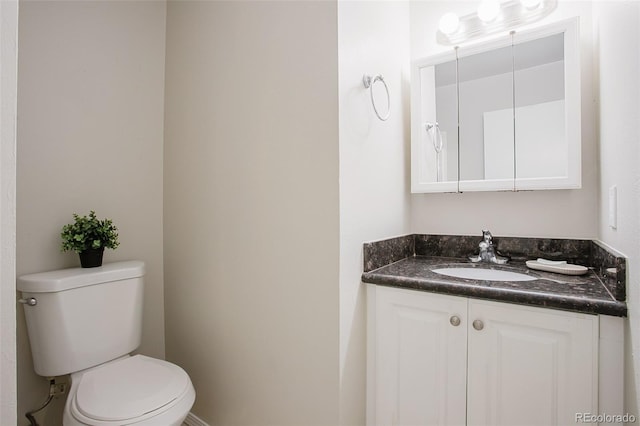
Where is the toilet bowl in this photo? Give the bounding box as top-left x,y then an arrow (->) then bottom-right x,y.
63,355 -> 196,426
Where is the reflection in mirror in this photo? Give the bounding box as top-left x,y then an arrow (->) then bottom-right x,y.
513,33 -> 565,179
412,53 -> 460,192
458,44 -> 514,185
418,59 -> 458,185
433,60 -> 458,182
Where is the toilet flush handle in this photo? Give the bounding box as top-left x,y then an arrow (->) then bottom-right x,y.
18,297 -> 37,306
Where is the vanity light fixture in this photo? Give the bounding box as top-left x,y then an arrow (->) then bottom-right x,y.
477,0 -> 501,23
436,0 -> 557,45
521,0 -> 542,10
438,12 -> 461,35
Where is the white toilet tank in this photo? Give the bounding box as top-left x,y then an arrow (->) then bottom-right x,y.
18,261 -> 145,377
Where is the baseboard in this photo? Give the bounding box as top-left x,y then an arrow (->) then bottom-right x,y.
184,412 -> 210,426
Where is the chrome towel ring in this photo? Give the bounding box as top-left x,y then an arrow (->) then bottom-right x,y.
362,74 -> 390,121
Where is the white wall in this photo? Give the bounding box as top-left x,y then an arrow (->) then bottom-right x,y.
16,1 -> 167,423
410,1 -> 598,239
337,1 -> 411,424
0,0 -> 18,423
592,0 -> 640,415
163,2 -> 340,424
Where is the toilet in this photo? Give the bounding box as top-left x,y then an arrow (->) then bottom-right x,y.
18,261 -> 195,425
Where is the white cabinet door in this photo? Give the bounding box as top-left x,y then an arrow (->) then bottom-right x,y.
467,299 -> 599,426
368,286 -> 467,426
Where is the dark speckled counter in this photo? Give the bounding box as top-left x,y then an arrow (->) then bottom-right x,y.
362,235 -> 627,317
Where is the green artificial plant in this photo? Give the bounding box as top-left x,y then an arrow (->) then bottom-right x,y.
61,210 -> 120,253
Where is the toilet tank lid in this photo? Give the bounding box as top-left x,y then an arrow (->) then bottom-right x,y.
17,261 -> 145,293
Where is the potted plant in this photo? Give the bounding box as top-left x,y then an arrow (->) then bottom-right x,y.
61,210 -> 120,268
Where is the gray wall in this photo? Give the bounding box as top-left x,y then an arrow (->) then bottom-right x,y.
16,2 -> 167,423
163,2 -> 340,424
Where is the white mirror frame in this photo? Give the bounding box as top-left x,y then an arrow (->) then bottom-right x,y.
411,17 -> 581,193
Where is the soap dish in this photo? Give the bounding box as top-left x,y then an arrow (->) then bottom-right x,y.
526,259 -> 589,276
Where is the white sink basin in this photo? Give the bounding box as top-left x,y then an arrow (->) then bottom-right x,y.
432,267 -> 537,282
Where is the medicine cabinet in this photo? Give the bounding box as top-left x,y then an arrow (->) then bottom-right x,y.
411,18 -> 580,193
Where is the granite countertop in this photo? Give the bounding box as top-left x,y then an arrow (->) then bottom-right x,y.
362,235 -> 627,317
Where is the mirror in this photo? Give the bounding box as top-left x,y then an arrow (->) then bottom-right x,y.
412,54 -> 459,192
458,43 -> 514,191
514,33 -> 566,182
411,18 -> 580,193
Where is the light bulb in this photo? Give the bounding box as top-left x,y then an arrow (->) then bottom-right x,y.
477,0 -> 500,23
438,12 -> 460,35
520,0 -> 541,9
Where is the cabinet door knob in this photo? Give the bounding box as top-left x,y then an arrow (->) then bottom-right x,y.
472,319 -> 484,330
449,315 -> 461,327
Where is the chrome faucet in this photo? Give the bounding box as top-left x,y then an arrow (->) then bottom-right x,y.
469,230 -> 509,264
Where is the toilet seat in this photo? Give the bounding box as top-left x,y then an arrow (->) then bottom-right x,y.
68,355 -> 193,425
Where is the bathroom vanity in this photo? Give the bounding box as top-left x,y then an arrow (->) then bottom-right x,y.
362,234 -> 625,426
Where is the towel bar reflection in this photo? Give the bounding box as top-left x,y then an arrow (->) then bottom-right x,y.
425,122 -> 444,182
362,74 -> 390,121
